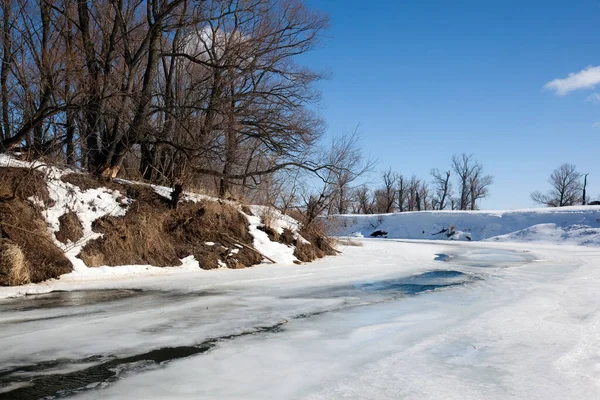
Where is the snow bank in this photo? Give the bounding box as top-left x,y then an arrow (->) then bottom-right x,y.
245,205 -> 303,264
329,207 -> 600,245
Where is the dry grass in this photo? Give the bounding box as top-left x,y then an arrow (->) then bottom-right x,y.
0,167 -> 73,286
0,167 -> 51,205
335,238 -> 363,247
0,241 -> 30,285
79,194 -> 262,270
293,223 -> 338,262
241,205 -> 254,216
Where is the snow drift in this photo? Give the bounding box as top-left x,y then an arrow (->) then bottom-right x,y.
329,207 -> 600,246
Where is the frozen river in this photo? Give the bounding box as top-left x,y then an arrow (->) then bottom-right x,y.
1,240 -> 600,399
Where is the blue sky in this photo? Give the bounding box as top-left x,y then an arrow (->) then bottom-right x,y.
301,0 -> 600,209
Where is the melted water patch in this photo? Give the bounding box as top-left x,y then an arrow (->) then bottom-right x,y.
0,289 -> 145,312
296,270 -> 480,300
0,323 -> 285,400
434,253 -> 450,261
0,289 -> 222,313
355,270 -> 477,295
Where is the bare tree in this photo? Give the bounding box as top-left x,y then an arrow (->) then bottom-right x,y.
396,174 -> 406,212
407,175 -> 421,211
583,173 -> 589,205
353,185 -> 373,214
452,154 -> 473,210
418,181 -> 430,210
431,169 -> 451,210
451,153 -> 492,210
377,168 -> 397,213
469,171 -> 493,210
531,163 -> 583,207
298,131 -> 371,224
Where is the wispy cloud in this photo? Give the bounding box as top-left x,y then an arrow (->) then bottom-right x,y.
587,93 -> 600,103
593,121 -> 600,129
544,66 -> 600,96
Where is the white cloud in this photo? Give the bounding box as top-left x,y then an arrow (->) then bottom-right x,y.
587,93 -> 600,103
544,66 -> 600,96
593,121 -> 600,129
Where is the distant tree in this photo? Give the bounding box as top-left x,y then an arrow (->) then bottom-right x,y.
407,175 -> 421,211
431,169 -> 451,210
451,153 -> 492,210
299,131 -> 372,224
452,154 -> 474,210
469,172 -> 493,210
377,168 -> 397,213
582,173 -> 589,205
396,174 -> 407,212
418,181 -> 430,210
354,185 -> 373,214
531,163 -> 582,207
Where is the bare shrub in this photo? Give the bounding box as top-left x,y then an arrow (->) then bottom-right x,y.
335,238 -> 363,247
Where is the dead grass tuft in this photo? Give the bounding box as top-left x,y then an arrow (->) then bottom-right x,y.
335,238 -> 363,247
0,240 -> 31,285
55,211 -> 84,244
293,222 -> 338,263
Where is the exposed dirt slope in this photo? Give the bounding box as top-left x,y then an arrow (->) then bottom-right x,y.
79,187 -> 263,269
0,168 -> 72,286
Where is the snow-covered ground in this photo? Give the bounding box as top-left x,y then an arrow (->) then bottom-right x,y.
330,207 -> 600,245
2,239 -> 600,399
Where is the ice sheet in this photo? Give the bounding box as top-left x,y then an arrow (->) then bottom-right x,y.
3,240 -> 600,399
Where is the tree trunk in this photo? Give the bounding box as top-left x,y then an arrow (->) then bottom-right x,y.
0,0 -> 12,145
583,173 -> 588,205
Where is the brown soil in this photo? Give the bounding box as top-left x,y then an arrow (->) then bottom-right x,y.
0,167 -> 51,205
241,205 -> 254,216
0,168 -> 73,286
61,172 -> 125,194
79,194 -> 262,270
55,211 -> 84,244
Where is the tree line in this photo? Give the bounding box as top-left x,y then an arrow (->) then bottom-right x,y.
326,153 -> 494,214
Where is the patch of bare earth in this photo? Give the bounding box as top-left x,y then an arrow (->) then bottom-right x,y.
61,172 -> 126,194
0,168 -> 72,286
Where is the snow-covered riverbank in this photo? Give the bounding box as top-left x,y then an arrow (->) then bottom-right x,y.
329,207 -> 600,245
